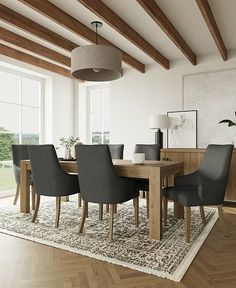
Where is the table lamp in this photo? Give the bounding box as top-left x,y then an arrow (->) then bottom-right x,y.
149,115 -> 170,148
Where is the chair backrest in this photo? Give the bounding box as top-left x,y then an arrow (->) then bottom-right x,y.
28,145 -> 68,196
198,144 -> 233,203
12,144 -> 29,184
199,144 -> 233,179
108,144 -> 124,159
75,145 -> 130,204
134,144 -> 160,160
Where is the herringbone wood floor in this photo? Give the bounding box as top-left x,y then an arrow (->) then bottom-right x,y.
0,197 -> 236,288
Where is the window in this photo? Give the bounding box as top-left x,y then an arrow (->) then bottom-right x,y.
88,86 -> 110,144
0,67 -> 44,196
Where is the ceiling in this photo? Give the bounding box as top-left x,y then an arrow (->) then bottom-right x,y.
0,0 -> 235,76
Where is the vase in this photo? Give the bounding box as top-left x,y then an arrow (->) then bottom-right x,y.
64,148 -> 72,160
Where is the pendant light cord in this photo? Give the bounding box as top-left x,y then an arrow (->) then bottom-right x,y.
91,21 -> 102,45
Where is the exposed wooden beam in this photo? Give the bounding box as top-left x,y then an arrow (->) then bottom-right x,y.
137,0 -> 197,65
0,43 -> 72,78
196,0 -> 227,60
0,27 -> 70,67
77,0 -> 169,69
0,4 -> 77,52
19,0 -> 145,73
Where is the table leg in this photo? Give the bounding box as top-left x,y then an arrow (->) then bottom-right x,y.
20,161 -> 30,213
149,168 -> 162,240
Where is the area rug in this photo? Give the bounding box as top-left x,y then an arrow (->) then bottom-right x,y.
0,198 -> 218,282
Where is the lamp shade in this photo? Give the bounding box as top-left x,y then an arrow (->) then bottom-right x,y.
149,115 -> 170,129
71,45 -> 122,81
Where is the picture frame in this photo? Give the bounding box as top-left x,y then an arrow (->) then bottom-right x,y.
167,110 -> 197,148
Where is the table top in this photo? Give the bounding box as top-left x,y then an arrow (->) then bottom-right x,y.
21,159 -> 183,167
21,159 -> 184,179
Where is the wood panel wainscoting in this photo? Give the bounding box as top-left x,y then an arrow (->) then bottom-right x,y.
161,148 -> 236,201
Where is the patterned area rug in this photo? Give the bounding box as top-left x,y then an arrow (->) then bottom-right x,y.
0,198 -> 218,282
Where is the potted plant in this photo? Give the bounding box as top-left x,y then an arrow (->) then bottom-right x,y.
59,136 -> 80,159
219,112 -> 236,146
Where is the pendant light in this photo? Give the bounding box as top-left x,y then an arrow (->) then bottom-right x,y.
71,21 -> 122,81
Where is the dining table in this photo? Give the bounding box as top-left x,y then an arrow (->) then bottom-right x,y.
20,159 -> 184,240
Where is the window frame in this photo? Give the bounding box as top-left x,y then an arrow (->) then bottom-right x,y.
0,66 -> 45,197
0,66 -> 45,144
87,84 -> 110,144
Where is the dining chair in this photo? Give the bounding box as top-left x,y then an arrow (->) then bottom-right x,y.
75,144 -> 139,240
134,144 -> 161,217
134,144 -> 160,160
162,144 -> 233,243
77,144 -> 124,209
108,144 -> 124,159
28,145 -> 80,228
12,144 -> 36,209
103,144 -> 124,213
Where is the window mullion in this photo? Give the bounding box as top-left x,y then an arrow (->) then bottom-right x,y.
19,76 -> 22,144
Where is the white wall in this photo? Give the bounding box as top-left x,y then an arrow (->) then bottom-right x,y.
0,55 -> 77,157
110,50 -> 236,158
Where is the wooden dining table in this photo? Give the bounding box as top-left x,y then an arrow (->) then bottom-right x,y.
20,159 -> 184,240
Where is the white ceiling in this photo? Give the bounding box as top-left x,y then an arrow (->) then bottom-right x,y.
0,0 -> 236,68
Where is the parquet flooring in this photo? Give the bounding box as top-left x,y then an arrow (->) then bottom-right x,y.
0,197 -> 236,288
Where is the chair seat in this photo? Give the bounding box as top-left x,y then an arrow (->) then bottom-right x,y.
135,179 -> 148,191
162,185 -> 202,207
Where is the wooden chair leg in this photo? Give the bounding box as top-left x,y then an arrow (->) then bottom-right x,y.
55,196 -> 61,228
79,200 -> 88,233
13,184 -> 20,205
99,204 -> 103,220
32,193 -> 40,223
31,185 -> 36,211
140,191 -> 145,198
134,196 -> 139,227
199,206 -> 206,225
163,197 -> 168,226
146,192 -> 149,219
86,202 -> 89,218
114,204 -> 117,213
218,204 -> 229,237
106,204 -> 109,213
78,194 -> 82,208
108,204 -> 115,241
184,206 -> 191,243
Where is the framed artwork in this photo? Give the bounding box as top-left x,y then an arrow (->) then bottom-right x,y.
167,110 -> 197,148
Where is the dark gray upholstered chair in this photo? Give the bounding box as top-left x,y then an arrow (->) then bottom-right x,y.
134,144 -> 160,160
28,145 -> 80,228
108,144 -> 124,159
12,144 -> 36,209
134,144 -> 161,217
163,144 -> 233,242
75,145 -> 139,240
103,144 -> 124,213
